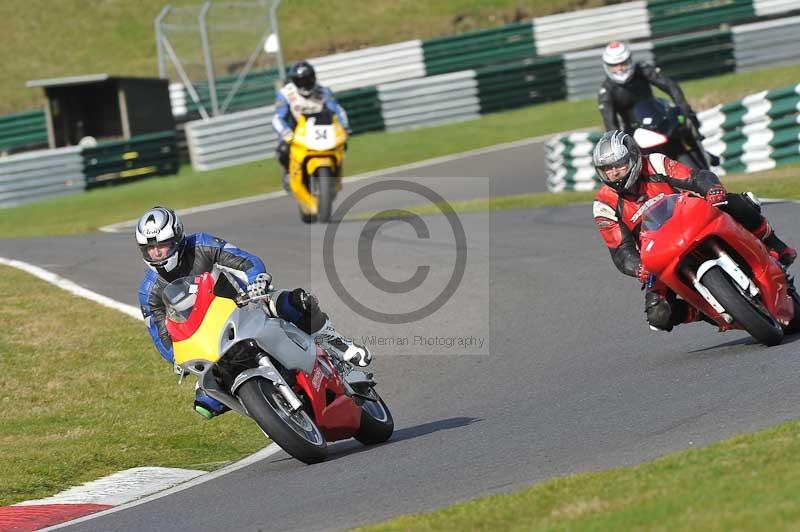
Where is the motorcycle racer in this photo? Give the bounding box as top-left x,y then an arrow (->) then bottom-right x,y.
272,61 -> 350,192
591,130 -> 796,332
136,206 -> 371,419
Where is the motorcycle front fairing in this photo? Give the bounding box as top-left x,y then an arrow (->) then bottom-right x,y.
640,194 -> 793,325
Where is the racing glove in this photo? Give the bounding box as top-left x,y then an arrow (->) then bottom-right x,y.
705,184 -> 727,206
281,130 -> 294,144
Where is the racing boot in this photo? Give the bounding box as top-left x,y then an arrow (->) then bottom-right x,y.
764,233 -> 797,267
194,387 -> 229,420
756,220 -> 796,266
314,319 -> 372,367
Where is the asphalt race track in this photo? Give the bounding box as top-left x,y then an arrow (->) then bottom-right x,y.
4,139 -> 800,531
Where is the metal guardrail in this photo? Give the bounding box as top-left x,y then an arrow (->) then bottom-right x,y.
185,106 -> 277,172
311,40 -> 426,93
0,109 -> 49,153
754,0 -> 800,16
422,22 -> 536,76
732,16 -> 800,71
532,1 -> 651,56
653,29 -> 736,81
378,70 -> 480,131
0,146 -> 84,207
83,131 -> 179,188
564,42 -> 655,101
647,0 -> 755,37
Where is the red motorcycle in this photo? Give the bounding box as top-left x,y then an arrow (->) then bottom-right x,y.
163,267 -> 393,464
639,192 -> 800,346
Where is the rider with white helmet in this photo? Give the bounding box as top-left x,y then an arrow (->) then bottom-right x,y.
136,206 -> 371,419
598,41 -> 698,134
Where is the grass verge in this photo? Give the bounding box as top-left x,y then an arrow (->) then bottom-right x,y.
0,266 -> 268,506
1,64 -> 798,239
357,419 -> 800,531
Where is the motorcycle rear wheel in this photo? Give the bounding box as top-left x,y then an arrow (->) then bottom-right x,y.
316,167 -> 335,224
702,266 -> 784,346
238,377 -> 327,464
354,395 -> 394,445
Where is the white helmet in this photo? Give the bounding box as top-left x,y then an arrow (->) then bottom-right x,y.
602,41 -> 634,84
135,206 -> 185,273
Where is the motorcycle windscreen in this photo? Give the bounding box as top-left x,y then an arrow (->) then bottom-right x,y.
641,194 -> 680,232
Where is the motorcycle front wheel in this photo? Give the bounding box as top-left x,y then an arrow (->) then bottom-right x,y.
354,394 -> 394,445
315,167 -> 335,224
702,266 -> 784,346
238,377 -> 327,464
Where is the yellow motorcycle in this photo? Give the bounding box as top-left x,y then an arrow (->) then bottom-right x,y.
287,108 -> 347,224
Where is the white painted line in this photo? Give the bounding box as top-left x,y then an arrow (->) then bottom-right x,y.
39,444 -> 284,531
16,467 -> 205,507
0,258 -> 287,527
98,131 -> 575,234
0,257 -> 142,320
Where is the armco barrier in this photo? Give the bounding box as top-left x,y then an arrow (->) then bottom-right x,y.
754,0 -> 799,17
311,40 -> 426,93
0,146 -> 84,207
647,0 -> 755,37
653,29 -> 736,81
337,87 -> 384,135
82,131 -> 179,188
546,82 -> 800,191
422,22 -> 536,76
378,70 -> 480,131
184,106 -> 277,172
0,109 -> 48,153
532,1 -> 651,56
732,16 -> 800,72
476,56 -> 566,113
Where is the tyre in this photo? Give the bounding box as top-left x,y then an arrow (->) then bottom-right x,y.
316,167 -> 335,224
784,288 -> 800,335
701,266 -> 784,346
354,395 -> 393,445
237,377 -> 327,464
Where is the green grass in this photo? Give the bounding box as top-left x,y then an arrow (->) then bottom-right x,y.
3,0 -> 615,115
0,265 -> 270,506
358,420 -> 800,531
2,63 -> 799,239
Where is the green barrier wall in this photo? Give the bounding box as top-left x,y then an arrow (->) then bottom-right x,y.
476,56 -> 566,113
0,109 -> 48,152
422,22 -> 536,76
337,86 -> 385,135
648,0 -> 756,37
653,29 -> 736,81
82,131 -> 179,189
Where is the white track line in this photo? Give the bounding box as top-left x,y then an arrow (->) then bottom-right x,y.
0,256 -> 286,527
39,444 -> 283,531
0,258 -> 141,320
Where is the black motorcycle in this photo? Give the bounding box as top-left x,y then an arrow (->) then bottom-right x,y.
629,97 -> 712,170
